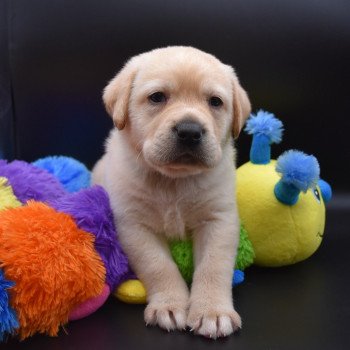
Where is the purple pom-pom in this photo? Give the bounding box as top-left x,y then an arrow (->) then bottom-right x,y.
49,186 -> 130,290
0,160 -> 66,204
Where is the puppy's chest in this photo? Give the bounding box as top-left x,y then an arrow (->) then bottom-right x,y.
162,202 -> 187,239
151,192 -> 201,239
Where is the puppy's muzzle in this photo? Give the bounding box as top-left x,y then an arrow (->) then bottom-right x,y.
173,120 -> 205,148
147,118 -> 215,170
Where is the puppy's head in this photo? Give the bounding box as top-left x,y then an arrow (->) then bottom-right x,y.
103,46 -> 251,178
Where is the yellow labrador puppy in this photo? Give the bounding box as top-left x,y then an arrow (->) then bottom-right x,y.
92,46 -> 251,338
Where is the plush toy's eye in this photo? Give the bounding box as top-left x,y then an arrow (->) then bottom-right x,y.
148,92 -> 167,104
209,96 -> 223,108
313,188 -> 321,203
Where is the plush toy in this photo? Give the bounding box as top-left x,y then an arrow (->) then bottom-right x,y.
236,111 -> 332,266
0,158 -> 131,340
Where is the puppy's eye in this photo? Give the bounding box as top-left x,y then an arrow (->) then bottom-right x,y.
148,92 -> 167,104
209,96 -> 223,108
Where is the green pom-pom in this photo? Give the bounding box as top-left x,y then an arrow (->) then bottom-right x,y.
235,224 -> 255,270
170,240 -> 194,284
170,224 -> 255,284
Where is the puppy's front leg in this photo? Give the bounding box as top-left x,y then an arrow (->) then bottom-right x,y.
187,211 -> 241,338
118,223 -> 190,331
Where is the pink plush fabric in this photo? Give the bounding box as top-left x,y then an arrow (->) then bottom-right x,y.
68,284 -> 110,321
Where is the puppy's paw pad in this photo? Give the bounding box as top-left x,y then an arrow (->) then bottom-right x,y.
187,308 -> 241,339
145,304 -> 187,331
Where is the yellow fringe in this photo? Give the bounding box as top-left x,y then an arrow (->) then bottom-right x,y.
0,177 -> 22,211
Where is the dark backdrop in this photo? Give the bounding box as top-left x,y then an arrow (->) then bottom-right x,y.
1,0 -> 349,192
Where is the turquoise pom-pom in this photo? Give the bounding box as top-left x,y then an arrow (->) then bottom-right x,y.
0,270 -> 19,341
33,156 -> 91,193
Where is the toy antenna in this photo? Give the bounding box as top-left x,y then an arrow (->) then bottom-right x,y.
274,150 -> 320,205
245,110 -> 284,164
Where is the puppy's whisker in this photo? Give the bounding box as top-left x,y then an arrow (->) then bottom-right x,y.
136,150 -> 143,162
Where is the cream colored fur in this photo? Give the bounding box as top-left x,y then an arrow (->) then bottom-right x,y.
92,46 -> 251,339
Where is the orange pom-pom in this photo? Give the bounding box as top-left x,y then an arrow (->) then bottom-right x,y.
0,201 -> 106,339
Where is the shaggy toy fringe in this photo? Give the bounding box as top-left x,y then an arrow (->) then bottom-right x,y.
0,177 -> 22,211
33,156 -> 91,193
50,186 -> 130,290
0,160 -> 66,204
0,202 -> 106,339
0,270 -> 19,341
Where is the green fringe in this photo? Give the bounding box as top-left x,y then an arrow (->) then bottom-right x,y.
170,223 -> 255,284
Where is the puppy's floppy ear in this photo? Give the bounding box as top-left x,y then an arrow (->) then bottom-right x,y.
103,60 -> 137,130
231,74 -> 251,139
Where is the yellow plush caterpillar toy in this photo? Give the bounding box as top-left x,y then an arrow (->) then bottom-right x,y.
237,111 -> 332,267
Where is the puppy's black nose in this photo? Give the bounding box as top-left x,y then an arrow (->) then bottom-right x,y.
173,121 -> 204,147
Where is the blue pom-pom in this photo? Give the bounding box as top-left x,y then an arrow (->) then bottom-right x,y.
33,156 -> 91,193
245,110 -> 284,144
232,269 -> 245,286
245,110 -> 284,164
276,150 -> 320,192
318,179 -> 332,204
0,270 -> 19,341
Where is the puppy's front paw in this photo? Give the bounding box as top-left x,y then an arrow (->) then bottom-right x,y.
144,298 -> 188,331
187,303 -> 241,339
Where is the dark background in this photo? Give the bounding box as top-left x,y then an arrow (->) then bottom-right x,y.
1,0 -> 350,349
1,0 -> 350,191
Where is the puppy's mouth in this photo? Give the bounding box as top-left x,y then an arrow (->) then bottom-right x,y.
153,150 -> 209,176
172,152 -> 202,165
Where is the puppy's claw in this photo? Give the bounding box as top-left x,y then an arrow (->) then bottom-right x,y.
187,307 -> 241,339
144,303 -> 188,332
